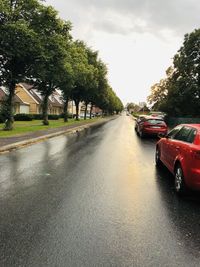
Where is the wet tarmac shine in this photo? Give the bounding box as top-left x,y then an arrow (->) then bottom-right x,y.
0,115 -> 200,267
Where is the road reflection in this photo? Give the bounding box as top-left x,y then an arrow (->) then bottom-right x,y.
155,165 -> 200,259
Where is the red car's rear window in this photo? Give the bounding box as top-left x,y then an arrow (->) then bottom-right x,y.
146,119 -> 165,125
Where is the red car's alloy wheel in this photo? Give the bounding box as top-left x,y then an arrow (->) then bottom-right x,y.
174,165 -> 187,195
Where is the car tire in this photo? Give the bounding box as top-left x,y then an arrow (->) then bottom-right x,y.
139,130 -> 144,138
174,164 -> 187,195
155,147 -> 162,166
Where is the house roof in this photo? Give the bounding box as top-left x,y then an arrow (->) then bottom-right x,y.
138,106 -> 150,112
20,83 -> 63,107
0,88 -> 29,105
18,83 -> 40,104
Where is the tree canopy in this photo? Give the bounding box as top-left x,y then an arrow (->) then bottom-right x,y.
0,0 -> 123,129
147,29 -> 200,117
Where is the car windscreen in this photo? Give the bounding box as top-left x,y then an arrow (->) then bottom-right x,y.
146,119 -> 165,125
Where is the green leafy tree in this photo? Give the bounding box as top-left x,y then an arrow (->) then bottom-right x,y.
70,41 -> 95,120
29,5 -> 72,125
58,56 -> 73,122
82,47 -> 99,120
126,103 -> 138,112
0,0 -> 41,130
155,29 -> 200,116
92,61 -> 109,116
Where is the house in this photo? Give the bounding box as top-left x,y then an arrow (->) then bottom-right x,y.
15,83 -> 40,114
92,106 -> 102,116
67,100 -> 83,116
0,87 -> 30,114
80,103 -> 92,117
15,83 -> 63,115
1,83 -> 100,117
138,105 -> 150,114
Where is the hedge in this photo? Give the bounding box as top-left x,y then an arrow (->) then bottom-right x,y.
14,114 -> 33,121
1,113 -> 75,122
59,113 -> 73,119
166,117 -> 200,127
14,114 -> 62,120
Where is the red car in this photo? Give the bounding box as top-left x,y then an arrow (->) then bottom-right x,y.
135,116 -> 168,138
156,124 -> 200,194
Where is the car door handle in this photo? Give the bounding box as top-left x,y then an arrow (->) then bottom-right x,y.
176,146 -> 180,150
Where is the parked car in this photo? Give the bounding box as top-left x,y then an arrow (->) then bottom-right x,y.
135,116 -> 168,138
134,115 -> 147,131
155,124 -> 200,194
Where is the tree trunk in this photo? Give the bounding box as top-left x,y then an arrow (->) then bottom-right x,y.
75,100 -> 79,121
84,102 -> 88,120
4,82 -> 15,131
63,98 -> 69,122
42,94 -> 49,125
90,104 -> 93,119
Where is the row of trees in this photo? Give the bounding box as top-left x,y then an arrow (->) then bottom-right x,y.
147,28 -> 200,117
0,0 -> 123,130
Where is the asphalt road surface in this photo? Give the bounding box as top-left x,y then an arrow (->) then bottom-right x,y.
0,115 -> 200,267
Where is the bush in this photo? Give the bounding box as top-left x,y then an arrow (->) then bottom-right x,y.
47,114 -> 60,120
32,114 -> 43,120
59,113 -> 73,119
14,113 -> 61,121
14,114 -> 33,121
32,114 -> 60,120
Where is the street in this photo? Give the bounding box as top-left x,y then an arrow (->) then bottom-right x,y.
0,115 -> 200,267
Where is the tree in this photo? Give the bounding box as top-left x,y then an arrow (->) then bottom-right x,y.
70,41 -> 96,120
29,5 -> 72,125
82,47 -> 99,120
92,60 -> 109,116
126,102 -> 139,113
170,30 -> 200,116
147,67 -> 174,111
147,79 -> 168,111
0,0 -> 42,130
152,29 -> 200,116
58,56 -> 73,122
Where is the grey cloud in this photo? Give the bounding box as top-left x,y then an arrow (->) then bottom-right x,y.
46,0 -> 200,37
72,0 -> 200,35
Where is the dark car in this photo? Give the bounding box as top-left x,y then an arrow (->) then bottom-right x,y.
135,116 -> 168,138
156,124 -> 200,194
134,115 -> 147,131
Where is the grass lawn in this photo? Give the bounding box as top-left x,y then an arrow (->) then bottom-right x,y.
0,118 -> 99,138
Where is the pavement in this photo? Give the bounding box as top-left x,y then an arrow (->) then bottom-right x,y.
0,117 -> 114,154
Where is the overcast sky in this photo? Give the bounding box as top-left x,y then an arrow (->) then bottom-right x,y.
45,0 -> 200,105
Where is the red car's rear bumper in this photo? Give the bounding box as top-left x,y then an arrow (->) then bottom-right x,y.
142,127 -> 168,136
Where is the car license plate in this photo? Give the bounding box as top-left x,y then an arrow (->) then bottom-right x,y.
152,126 -> 160,128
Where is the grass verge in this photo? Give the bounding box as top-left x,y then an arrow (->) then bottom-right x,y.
0,118 -> 100,138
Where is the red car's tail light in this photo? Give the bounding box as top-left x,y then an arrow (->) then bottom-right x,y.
143,121 -> 150,127
193,150 -> 200,160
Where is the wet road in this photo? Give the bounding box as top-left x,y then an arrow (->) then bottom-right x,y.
0,115 -> 200,267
